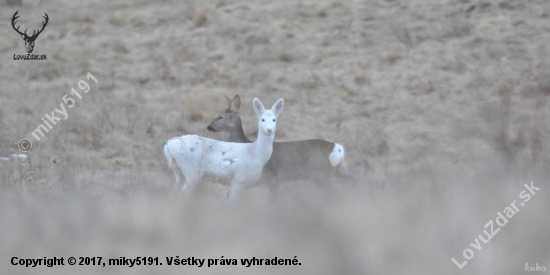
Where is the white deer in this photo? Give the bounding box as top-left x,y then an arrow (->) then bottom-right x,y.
164,98 -> 284,197
207,95 -> 350,195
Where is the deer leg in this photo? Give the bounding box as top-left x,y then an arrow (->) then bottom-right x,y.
227,182 -> 243,199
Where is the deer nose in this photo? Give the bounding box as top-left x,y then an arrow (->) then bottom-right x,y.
207,125 -> 215,132
267,128 -> 273,134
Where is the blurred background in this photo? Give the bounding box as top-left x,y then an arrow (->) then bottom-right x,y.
0,0 -> 549,274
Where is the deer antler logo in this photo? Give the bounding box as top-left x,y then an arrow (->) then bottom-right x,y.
11,11 -> 49,53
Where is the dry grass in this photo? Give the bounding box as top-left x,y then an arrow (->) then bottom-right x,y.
1,0 -> 549,274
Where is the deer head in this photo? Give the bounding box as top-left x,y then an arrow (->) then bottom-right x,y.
207,95 -> 241,133
11,11 -> 49,53
207,95 -> 254,143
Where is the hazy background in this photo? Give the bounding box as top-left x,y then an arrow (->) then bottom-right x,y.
0,0 -> 549,274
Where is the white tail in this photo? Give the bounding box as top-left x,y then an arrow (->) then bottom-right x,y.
164,98 -> 284,197
207,95 -> 347,192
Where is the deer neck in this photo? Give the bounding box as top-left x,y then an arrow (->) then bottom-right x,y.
253,130 -> 274,165
229,116 -> 252,143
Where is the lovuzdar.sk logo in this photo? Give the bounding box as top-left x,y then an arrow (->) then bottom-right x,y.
11,10 -> 48,61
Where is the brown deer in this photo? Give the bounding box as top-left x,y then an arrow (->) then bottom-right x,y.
207,95 -> 350,194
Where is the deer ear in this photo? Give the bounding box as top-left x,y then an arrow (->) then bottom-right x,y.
230,95 -> 241,111
253,98 -> 265,118
225,95 -> 231,107
271,98 -> 284,117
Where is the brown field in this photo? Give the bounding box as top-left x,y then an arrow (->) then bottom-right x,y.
1,0 -> 549,274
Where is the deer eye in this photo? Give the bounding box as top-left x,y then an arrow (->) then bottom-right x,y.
262,119 -> 265,122
273,119 -> 275,122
